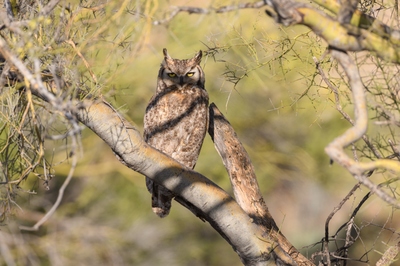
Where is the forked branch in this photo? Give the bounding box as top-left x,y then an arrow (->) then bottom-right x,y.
325,50 -> 400,208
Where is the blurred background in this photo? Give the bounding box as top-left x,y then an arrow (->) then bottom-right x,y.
1,0 -> 399,265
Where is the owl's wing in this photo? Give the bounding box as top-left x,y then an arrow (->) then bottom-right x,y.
143,88 -> 209,217
144,89 -> 209,167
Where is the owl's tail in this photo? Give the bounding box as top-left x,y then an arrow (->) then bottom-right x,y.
146,177 -> 173,218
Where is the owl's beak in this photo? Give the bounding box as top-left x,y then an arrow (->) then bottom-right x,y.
179,76 -> 184,85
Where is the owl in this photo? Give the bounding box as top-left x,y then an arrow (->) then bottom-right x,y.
143,48 -> 209,218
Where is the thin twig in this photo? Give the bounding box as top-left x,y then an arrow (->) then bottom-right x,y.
40,0 -> 62,16
343,217 -> 355,265
19,137 -> 77,231
322,181 -> 361,265
313,56 -> 382,159
0,11 -> 25,34
65,40 -> 98,83
4,0 -> 14,20
153,1 -> 266,25
388,139 -> 400,161
0,39 -> 57,104
324,182 -> 361,241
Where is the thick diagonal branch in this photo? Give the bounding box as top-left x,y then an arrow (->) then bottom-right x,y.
75,100 -> 292,266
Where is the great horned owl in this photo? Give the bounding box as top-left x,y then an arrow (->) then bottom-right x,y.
143,48 -> 209,218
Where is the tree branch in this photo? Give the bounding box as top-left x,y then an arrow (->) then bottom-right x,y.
75,99 -> 291,265
209,103 -> 312,265
312,0 -> 400,42
325,50 -> 400,208
153,1 -> 266,25
376,241 -> 400,266
209,103 -> 277,229
158,0 -> 400,62
19,140 -> 78,232
266,0 -> 400,62
313,56 -> 383,159
151,0 -> 400,62
40,0 -> 62,16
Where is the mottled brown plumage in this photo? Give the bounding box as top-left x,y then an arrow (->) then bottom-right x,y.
143,48 -> 209,217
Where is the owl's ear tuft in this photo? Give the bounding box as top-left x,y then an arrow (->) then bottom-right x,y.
163,48 -> 172,60
162,48 -> 174,66
193,50 -> 202,64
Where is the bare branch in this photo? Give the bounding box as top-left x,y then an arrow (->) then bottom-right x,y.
312,0 -> 400,41
376,241 -> 400,266
314,56 -> 382,159
337,0 -> 359,24
40,0 -> 62,16
0,39 -> 57,106
208,103 -> 310,265
65,40 -> 98,83
153,1 -> 266,25
388,139 -> 400,161
154,0 -> 400,61
19,138 -> 78,231
0,11 -> 26,35
325,50 -> 400,208
4,0 -> 14,20
324,182 -> 361,243
208,103 -> 276,228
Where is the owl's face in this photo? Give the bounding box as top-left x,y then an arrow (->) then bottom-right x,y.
158,49 -> 205,90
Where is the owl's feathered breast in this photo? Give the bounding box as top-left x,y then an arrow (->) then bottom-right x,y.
144,85 -> 209,169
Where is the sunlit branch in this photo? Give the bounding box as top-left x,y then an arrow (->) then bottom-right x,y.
154,0 -> 400,62
153,1 -> 266,25
325,49 -> 400,208
208,103 -> 308,265
270,0 -> 400,61
313,56 -> 382,158
75,99 -> 290,265
377,241 -> 400,266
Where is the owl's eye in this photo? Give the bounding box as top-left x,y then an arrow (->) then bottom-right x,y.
168,73 -> 176,77
186,72 -> 194,77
